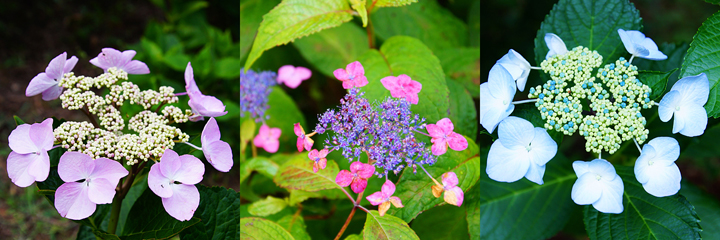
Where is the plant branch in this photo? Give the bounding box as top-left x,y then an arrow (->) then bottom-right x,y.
82,107 -> 100,128
334,189 -> 365,240
367,14 -> 375,49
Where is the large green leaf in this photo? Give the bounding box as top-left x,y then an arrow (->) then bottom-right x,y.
680,181 -> 720,239
371,0 -> 467,53
277,214 -> 312,240
241,157 -> 280,185
435,47 -> 480,98
293,22 -> 369,77
363,210 -> 419,240
584,166 -> 701,240
371,0 -> 417,8
465,183 -> 480,240
240,217 -> 295,240
273,154 -> 342,192
411,204 -> 469,240
180,185 -> 240,240
248,196 -> 288,216
680,11 -> 720,118
265,86 -> 306,153
121,187 -> 201,240
447,78 -> 477,141
534,0 -> 642,67
243,0 -> 354,70
385,136 -> 480,223
638,69 -> 676,101
357,36 -> 450,123
480,154 -> 577,240
288,188 -> 345,206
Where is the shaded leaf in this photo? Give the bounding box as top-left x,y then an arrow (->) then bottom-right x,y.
680,181 -> 720,240
638,69 -> 676,101
248,196 -> 288,217
180,185 -> 240,240
240,217 -> 295,240
277,214 -> 312,240
372,0 -> 417,8
465,183 -> 480,240
411,204 -> 469,240
293,22 -> 369,77
265,87 -> 306,153
447,78 -> 477,141
436,48 -> 480,98
680,11 -> 720,118
121,187 -> 201,239
363,210 -> 419,240
273,154 -> 342,192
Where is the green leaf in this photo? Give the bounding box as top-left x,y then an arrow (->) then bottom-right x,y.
215,58 -> 241,79
243,0 -> 354,70
241,157 -> 280,185
411,204 -> 469,240
680,181 -> 720,239
265,87 -> 306,153
363,210 -> 419,240
249,196 -> 288,216
584,166 -> 701,240
680,11 -> 720,118
372,0 -> 417,8
638,69 -> 676,101
163,48 -> 191,71
435,47 -> 480,98
386,136 -> 480,223
705,0 -> 720,5
141,38 -> 163,63
371,0 -> 467,53
241,118 -> 257,143
480,154 -> 577,240
116,177 -> 148,236
277,214 -> 312,240
120,187 -> 201,239
288,189 -> 345,206
77,226 -> 121,240
358,36 -> 450,123
350,0 -> 368,27
292,22 -> 369,77
447,78 -> 477,141
465,183 -> 480,240
48,147 -> 67,167
633,42 -> 688,73
180,185 -> 240,240
344,233 -> 363,240
241,217 -> 295,240
273,154 -> 342,192
13,115 -> 25,125
194,44 -> 214,79
467,1 -> 479,48
534,0 -> 642,67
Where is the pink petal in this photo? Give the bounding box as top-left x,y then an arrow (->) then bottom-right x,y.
26,151 -> 50,182
341,81 -> 354,89
442,172 -> 459,187
89,56 -> 102,69
294,123 -> 305,137
205,140 -> 233,172
30,118 -> 54,151
88,158 -> 128,185
308,149 -> 319,160
366,191 -> 385,206
63,56 -> 78,73
431,139 -> 448,156
333,68 -> 349,81
8,124 -> 36,154
97,48 -> 123,70
313,162 -> 319,173
350,178 -> 368,193
346,61 -> 365,77
335,170 -> 353,187
296,136 -> 304,152
185,62 -> 200,93
120,50 -> 137,67
270,128 -> 281,138
319,149 -> 329,158
123,60 -> 150,74
175,155 -> 205,184
318,158 -> 327,170
445,186 -> 464,206
148,162 -> 174,198
349,162 -> 364,174
58,152 -> 95,182
303,137 -> 314,151
277,65 -> 296,84
405,93 -> 419,104
405,80 -> 422,94
261,138 -> 279,153
26,73 -> 57,98
45,52 -> 67,80
357,163 -> 375,179
354,76 -> 368,88
87,178 -> 116,204
55,182 -> 96,220
436,118 -> 455,134
425,124 -> 444,139
389,196 -> 403,208
192,94 -> 227,117
380,76 -> 399,93
7,152 -> 42,187
381,179 -> 396,196
253,125 -> 270,147
162,184 -> 200,221
294,67 -> 312,80
41,85 -> 64,101
201,117 -> 222,146
159,150 -> 182,180
447,133 -> 468,151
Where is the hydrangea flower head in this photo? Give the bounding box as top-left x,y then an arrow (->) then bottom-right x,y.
308,149 -> 328,173
333,61 -> 368,89
253,124 -> 281,154
545,33 -> 569,59
148,149 -> 205,221
277,65 -> 311,89
658,73 -> 709,137
431,172 -> 464,206
427,118 -> 468,156
7,118 -> 54,187
617,29 -> 667,61
480,63 -> 516,133
497,49 -> 532,91
185,63 -> 227,120
380,74 -> 422,104
89,48 -> 150,74
294,123 -> 314,152
486,116 -> 557,184
366,180 -> 403,216
635,137 -> 681,197
201,117 -> 233,172
335,161 -> 374,193
571,159 -> 624,214
26,52 -> 78,101
55,152 -> 128,220
240,68 -> 277,121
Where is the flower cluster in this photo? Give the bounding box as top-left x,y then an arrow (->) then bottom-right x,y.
240,68 -> 277,122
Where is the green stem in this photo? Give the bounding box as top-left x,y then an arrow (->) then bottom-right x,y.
107,162 -> 142,235
107,195 -> 123,235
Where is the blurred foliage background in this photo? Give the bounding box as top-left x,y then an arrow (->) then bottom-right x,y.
481,0 -> 720,239
0,0 -> 238,239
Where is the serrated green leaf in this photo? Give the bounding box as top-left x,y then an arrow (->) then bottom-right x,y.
215,58 -> 241,79
273,154 -> 342,192
480,154 -> 577,240
584,166 -> 701,240
680,11 -> 720,118
120,187 -> 201,239
293,22 -> 369,77
240,0 -> 281,60
288,189 -> 345,206
180,185 -> 240,240
13,115 -> 25,125
465,183 -> 480,240
241,217 -> 295,240
363,210 -> 419,240
358,36 -> 449,123
243,0 -> 354,70
680,181 -> 720,239
411,204 -> 469,240
265,87 -> 306,153
372,0 -> 417,8
534,0 -> 642,68
277,214 -> 311,240
447,78 -> 477,141
371,0 -> 466,53
350,0 -> 368,27
385,136 -> 480,223
638,69 -> 676,101
249,196 -> 288,216
240,157 -> 279,184
436,47 -> 480,98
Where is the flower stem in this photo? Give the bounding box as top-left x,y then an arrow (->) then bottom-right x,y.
174,92 -> 187,96
334,188 -> 365,240
367,15 -> 375,49
251,143 -> 257,158
629,55 -> 635,64
337,187 -> 356,206
419,164 -> 441,186
182,142 -> 203,151
413,129 -> 432,137
82,107 -> 100,128
108,161 -> 146,235
530,66 -> 542,70
512,99 -> 539,105
633,139 -> 642,153
107,195 -> 123,235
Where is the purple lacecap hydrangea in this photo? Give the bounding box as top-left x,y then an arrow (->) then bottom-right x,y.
315,88 -> 435,177
240,68 -> 277,121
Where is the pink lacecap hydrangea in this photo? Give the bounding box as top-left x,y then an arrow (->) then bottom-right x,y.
26,52 -> 78,101
366,179 -> 404,216
335,161 -> 375,193
308,149 -> 328,173
201,117 -> 234,172
380,74 -> 422,104
54,152 -> 128,220
333,61 -> 368,89
277,65 -> 311,89
89,48 -> 150,74
440,172 -> 464,206
7,118 -> 54,187
427,118 -> 468,155
294,123 -> 314,152
185,62 -> 227,121
148,149 -> 205,221
253,124 -> 282,153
